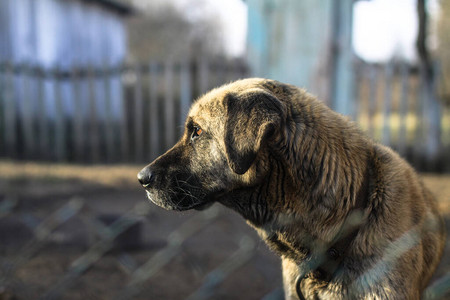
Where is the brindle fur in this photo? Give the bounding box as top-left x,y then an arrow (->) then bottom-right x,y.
138,78 -> 446,299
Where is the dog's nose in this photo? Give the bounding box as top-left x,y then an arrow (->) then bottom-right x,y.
137,168 -> 154,187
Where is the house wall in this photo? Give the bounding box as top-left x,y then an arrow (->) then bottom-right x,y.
0,0 -> 127,121
0,0 -> 126,68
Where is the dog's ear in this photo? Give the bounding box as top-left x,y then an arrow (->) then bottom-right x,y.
224,89 -> 285,174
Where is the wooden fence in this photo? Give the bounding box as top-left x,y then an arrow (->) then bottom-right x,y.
353,60 -> 450,172
0,59 -> 449,171
0,60 -> 248,164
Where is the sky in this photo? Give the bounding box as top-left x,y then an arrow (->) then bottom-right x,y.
353,0 -> 419,62
164,0 -> 248,57
352,0 -> 438,62
203,0 -> 248,57
132,0 -> 439,62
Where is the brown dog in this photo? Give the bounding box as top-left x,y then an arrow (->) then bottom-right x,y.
138,78 -> 446,299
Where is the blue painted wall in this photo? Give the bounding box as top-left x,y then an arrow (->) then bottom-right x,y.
246,0 -> 356,115
0,0 -> 127,68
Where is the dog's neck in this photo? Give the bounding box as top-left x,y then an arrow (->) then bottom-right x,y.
220,98 -> 372,253
273,99 -> 371,219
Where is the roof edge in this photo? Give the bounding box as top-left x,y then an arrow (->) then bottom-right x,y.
84,0 -> 135,15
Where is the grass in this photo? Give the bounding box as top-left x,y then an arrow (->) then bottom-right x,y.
0,160 -> 142,188
0,159 -> 448,212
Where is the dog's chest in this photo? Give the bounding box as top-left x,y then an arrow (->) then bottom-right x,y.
254,219 -> 312,263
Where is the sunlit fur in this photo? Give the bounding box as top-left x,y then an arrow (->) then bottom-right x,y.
139,78 -> 446,299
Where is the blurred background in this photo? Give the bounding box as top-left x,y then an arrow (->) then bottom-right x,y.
0,0 -> 449,299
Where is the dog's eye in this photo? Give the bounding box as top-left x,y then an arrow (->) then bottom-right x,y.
191,126 -> 203,140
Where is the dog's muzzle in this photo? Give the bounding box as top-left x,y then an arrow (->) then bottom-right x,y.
137,166 -> 213,211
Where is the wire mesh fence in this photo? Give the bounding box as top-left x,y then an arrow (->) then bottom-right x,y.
0,191 -> 282,300
0,163 -> 449,300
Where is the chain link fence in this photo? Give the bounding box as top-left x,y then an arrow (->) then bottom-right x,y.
0,187 -> 283,300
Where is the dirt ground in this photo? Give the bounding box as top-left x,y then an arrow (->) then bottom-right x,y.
0,160 -> 449,300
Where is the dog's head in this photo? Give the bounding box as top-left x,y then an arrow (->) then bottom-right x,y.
137,79 -> 287,211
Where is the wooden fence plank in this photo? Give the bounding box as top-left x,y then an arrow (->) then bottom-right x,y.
236,60 -> 248,80
21,70 -> 35,159
0,60 -> 258,163
0,70 -> 6,156
54,70 -> 66,161
0,73 -> 3,156
37,74 -> 48,159
422,64 -> 441,167
198,58 -> 209,96
149,62 -> 159,160
0,71 -> 5,156
111,75 -> 123,162
367,65 -> 377,139
412,68 -> 424,168
120,71 -> 130,163
398,63 -> 410,156
46,77 -> 57,161
104,68 -> 115,163
72,71 -> 84,162
3,68 -> 16,158
88,68 -> 100,163
353,62 -> 363,123
355,61 -> 446,170
179,60 -> 192,135
226,60 -> 238,83
215,61 -> 226,87
164,61 -> 175,150
134,65 -> 144,163
382,63 -> 393,146
95,74 -> 107,163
